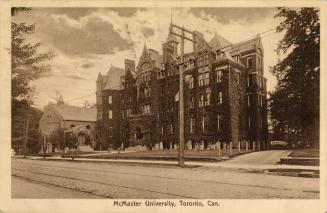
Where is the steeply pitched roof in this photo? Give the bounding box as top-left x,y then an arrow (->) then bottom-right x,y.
230,35 -> 262,55
52,104 -> 97,122
148,49 -> 163,68
104,65 -> 124,90
208,32 -> 232,50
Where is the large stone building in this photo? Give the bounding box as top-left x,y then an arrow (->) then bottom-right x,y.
96,27 -> 268,151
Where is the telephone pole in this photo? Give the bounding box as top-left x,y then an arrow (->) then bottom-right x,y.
23,102 -> 30,158
169,23 -> 196,167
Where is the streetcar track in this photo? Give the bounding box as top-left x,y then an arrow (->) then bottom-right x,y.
12,160 -> 315,193
12,175 -> 112,198
12,168 -> 197,199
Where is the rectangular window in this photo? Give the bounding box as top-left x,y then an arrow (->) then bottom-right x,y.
216,70 -> 222,82
205,92 -> 211,106
190,117 -> 195,134
189,77 -> 194,89
190,96 -> 195,109
247,95 -> 251,107
237,72 -> 240,85
198,74 -> 204,86
108,95 -> 112,104
258,94 -> 260,106
108,110 -> 113,119
258,57 -> 262,70
247,58 -> 252,68
202,115 -> 208,132
204,73 -> 210,85
248,116 -> 251,128
108,126 -> 113,137
144,87 -> 151,98
218,92 -> 223,104
217,114 -> 221,131
199,94 -> 204,107
161,125 -> 164,134
247,75 -> 250,87
170,124 -> 173,133
143,104 -> 151,114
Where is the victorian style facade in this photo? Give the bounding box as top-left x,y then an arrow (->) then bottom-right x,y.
95,27 -> 268,151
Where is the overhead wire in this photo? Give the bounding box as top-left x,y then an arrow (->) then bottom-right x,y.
64,26 -> 278,103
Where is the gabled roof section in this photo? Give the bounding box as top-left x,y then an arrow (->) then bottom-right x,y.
97,72 -> 103,81
231,35 -> 263,55
104,65 -> 125,90
148,49 -> 163,68
52,104 -> 97,122
208,32 -> 232,50
140,43 -> 152,61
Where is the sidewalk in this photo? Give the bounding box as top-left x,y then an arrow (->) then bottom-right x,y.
14,155 -> 319,172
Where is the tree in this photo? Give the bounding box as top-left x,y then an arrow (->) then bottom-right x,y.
269,8 -> 320,147
11,8 -> 54,150
48,128 -> 64,150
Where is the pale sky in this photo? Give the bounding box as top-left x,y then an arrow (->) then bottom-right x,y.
13,7 -> 285,108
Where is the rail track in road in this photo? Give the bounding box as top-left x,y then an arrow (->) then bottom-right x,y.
12,168 -> 197,199
12,159 -> 320,199
12,160 -> 313,192
12,175 -> 111,198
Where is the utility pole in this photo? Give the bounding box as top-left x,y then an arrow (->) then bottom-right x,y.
23,102 -> 30,158
169,23 -> 196,167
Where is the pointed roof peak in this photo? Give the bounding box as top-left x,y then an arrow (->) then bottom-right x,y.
208,32 -> 232,50
97,72 -> 103,79
57,94 -> 64,105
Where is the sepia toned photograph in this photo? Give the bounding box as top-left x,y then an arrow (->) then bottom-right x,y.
3,2 -> 323,209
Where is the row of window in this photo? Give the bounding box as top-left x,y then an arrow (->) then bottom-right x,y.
188,114 -> 222,134
141,104 -> 151,115
191,91 -> 223,108
248,116 -> 264,129
103,94 -> 263,120
140,87 -> 151,98
247,94 -> 264,107
137,72 -> 152,83
97,95 -> 112,106
97,109 -> 113,120
121,109 -> 131,119
188,68 -> 241,89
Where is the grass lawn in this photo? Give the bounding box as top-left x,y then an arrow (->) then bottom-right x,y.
288,149 -> 319,158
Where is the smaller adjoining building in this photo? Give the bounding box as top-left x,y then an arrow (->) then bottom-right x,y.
39,95 -> 97,152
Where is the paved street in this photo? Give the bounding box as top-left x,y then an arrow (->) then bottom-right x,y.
12,176 -> 103,198
12,158 -> 319,199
